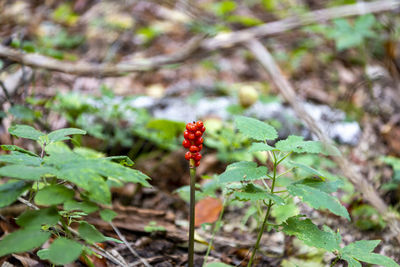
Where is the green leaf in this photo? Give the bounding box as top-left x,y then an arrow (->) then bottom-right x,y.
8,125 -> 45,140
34,185 -> 75,206
64,200 -> 99,214
78,222 -> 121,244
281,216 -> 340,251
0,151 -> 41,166
0,165 -> 56,180
234,116 -> 278,141
1,145 -> 39,156
0,228 -> 50,257
205,263 -> 234,267
105,156 -> 134,166
292,178 -> 344,193
272,198 -> 300,224
233,184 -> 284,205
275,135 -> 340,156
342,240 -> 400,267
0,180 -> 30,208
248,142 -> 276,152
341,255 -> 361,267
100,209 -> 117,222
289,161 -> 326,179
47,128 -> 86,143
16,206 -> 60,229
44,238 -> 83,265
287,184 -> 350,220
218,161 -> 268,183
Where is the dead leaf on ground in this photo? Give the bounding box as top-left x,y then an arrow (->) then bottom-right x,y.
194,197 -> 223,227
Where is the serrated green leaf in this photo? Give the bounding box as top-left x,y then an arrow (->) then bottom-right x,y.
276,135 -> 340,156
64,200 -> 99,213
0,151 -> 42,166
0,228 -> 50,257
34,185 -> 75,206
234,183 -> 284,205
1,145 -> 39,156
0,165 -> 56,180
342,240 -> 399,267
8,125 -> 45,140
0,180 -> 30,208
281,216 -> 340,251
218,161 -> 268,183
78,222 -> 121,244
100,209 -> 117,222
234,116 -> 277,141
105,156 -> 134,166
287,184 -> 350,220
47,128 -> 86,143
45,237 -> 83,265
292,178 -> 344,193
248,142 -> 276,152
289,161 -> 326,179
341,255 -> 361,267
16,206 -> 60,229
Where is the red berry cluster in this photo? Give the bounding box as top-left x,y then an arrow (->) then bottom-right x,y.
182,121 -> 205,167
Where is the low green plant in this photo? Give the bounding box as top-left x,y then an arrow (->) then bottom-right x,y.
0,124 -> 151,265
205,116 -> 399,267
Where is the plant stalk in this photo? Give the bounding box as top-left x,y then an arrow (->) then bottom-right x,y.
188,159 -> 196,267
247,153 -> 278,267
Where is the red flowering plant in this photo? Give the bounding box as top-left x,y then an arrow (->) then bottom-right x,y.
182,120 -> 205,267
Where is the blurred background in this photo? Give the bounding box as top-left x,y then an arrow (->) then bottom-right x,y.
1,0 -> 400,266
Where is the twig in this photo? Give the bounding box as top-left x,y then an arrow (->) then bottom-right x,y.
0,34 -> 207,77
110,222 -> 151,267
16,197 -> 127,266
0,0 -> 399,77
246,39 -> 400,244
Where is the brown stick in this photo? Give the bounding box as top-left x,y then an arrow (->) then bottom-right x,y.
246,39 -> 400,243
0,0 -> 399,76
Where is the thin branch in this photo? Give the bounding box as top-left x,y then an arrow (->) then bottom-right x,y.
0,0 -> 399,77
110,222 -> 151,267
246,39 -> 400,244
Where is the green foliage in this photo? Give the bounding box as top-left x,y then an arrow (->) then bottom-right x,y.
0,124 -> 151,264
287,183 -> 350,220
0,228 -> 51,257
0,181 -> 30,208
324,14 -> 377,51
282,216 -> 341,251
38,238 -> 83,265
212,116 -> 397,266
234,116 -> 278,141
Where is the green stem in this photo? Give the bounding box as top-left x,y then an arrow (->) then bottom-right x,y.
188,159 -> 196,267
247,152 -> 278,267
330,257 -> 340,267
203,198 -> 227,266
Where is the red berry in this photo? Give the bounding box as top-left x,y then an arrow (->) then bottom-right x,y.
195,160 -> 200,167
185,151 -> 191,160
196,121 -> 204,129
184,130 -> 191,139
189,145 -> 199,153
194,137 -> 203,145
200,126 -> 206,133
188,133 -> 195,140
195,130 -> 202,137
186,123 -> 196,132
192,153 -> 202,161
182,139 -> 191,148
